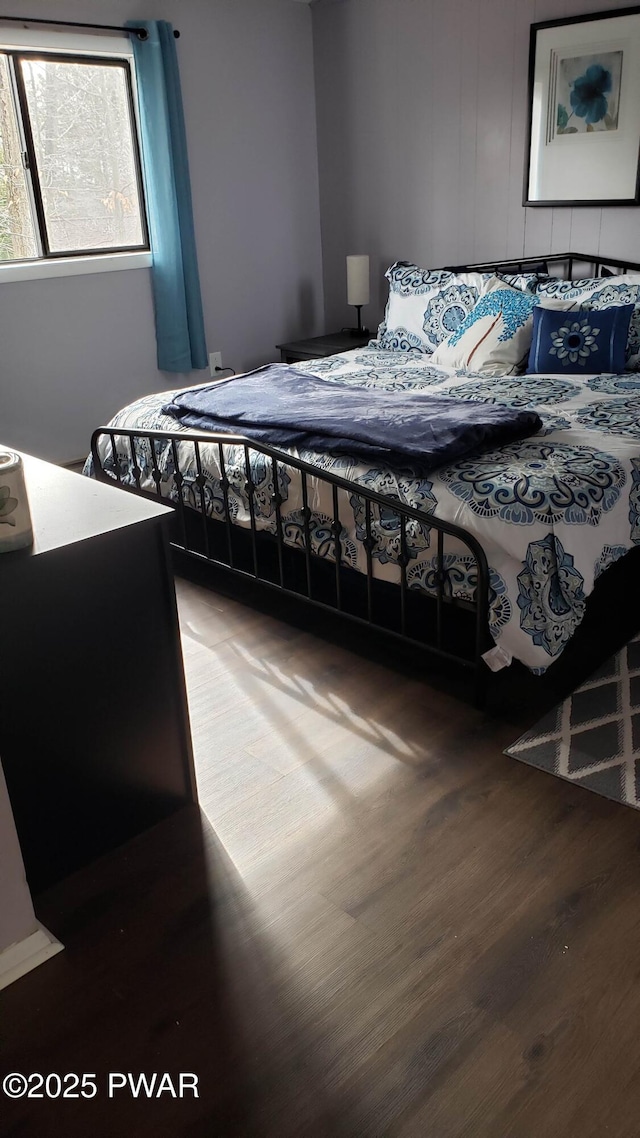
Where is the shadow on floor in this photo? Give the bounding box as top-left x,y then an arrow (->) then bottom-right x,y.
0,807 -> 369,1138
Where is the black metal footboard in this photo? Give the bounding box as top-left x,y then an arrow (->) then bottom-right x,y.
91,426 -> 493,704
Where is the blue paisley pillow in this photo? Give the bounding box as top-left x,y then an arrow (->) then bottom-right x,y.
534,274 -> 640,370
373,262 -> 488,353
528,305 -> 634,375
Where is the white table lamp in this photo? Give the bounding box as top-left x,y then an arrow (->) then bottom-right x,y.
346,254 -> 370,335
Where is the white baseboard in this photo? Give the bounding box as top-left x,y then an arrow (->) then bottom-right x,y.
0,924 -> 64,991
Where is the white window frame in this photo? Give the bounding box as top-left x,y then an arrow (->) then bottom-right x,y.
0,26 -> 151,283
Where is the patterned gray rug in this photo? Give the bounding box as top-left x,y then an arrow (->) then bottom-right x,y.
505,635 -> 640,809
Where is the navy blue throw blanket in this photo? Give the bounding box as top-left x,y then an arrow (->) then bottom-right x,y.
162,365 -> 542,467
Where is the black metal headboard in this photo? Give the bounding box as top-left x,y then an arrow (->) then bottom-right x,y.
443,251 -> 640,279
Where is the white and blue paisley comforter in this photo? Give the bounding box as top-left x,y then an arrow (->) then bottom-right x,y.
89,347 -> 640,673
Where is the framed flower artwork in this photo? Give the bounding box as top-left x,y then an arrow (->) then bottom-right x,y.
525,6 -> 640,206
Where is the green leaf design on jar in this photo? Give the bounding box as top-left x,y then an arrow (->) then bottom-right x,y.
0,484 -> 19,525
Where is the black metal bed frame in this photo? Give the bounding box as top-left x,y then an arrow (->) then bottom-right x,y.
91,252 -> 640,705
444,250 -> 640,277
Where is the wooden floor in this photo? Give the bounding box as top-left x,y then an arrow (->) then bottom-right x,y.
3,575 -> 640,1137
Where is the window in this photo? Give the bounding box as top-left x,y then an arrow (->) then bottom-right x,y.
0,43 -> 147,263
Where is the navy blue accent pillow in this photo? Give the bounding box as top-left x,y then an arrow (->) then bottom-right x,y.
528,304 -> 634,374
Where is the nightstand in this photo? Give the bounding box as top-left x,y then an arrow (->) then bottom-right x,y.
276,331 -> 372,364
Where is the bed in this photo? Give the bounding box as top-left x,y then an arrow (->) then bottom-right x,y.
89,252 -> 640,703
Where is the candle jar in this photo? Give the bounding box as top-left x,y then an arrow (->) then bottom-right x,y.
0,451 -> 33,552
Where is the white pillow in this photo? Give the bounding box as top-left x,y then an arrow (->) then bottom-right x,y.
373,262 -> 490,353
431,277 -> 540,376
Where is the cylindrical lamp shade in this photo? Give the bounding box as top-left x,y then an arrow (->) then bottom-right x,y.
346,255 -> 370,307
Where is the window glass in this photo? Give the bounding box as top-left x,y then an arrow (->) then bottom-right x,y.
0,53 -> 38,260
19,56 -> 145,254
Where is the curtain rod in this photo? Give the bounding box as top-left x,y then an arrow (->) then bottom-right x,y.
0,16 -> 180,40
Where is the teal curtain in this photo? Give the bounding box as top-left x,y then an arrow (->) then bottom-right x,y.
129,20 -> 208,372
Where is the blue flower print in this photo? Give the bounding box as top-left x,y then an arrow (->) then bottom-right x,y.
377,326 -> 424,352
587,374 -> 640,396
407,555 -> 512,637
571,64 -> 612,125
517,534 -> 586,657
350,468 -> 436,564
453,375 -> 580,408
422,284 -> 479,348
353,351 -> 423,367
440,441 -> 625,526
328,366 -> 449,392
282,511 -> 358,567
594,544 -> 627,581
588,282 -> 640,364
386,263 -> 452,297
577,398 -> 640,439
301,355 -> 351,373
550,318 -> 599,366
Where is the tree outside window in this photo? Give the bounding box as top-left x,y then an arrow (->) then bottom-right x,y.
0,50 -> 147,261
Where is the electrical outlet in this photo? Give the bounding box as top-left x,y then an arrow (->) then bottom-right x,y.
209,351 -> 222,376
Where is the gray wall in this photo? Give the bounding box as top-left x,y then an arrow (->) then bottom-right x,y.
312,0 -> 640,333
7,0 -> 635,462
1,0 -> 323,462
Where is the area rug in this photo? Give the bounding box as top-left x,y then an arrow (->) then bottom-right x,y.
505,635 -> 640,809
